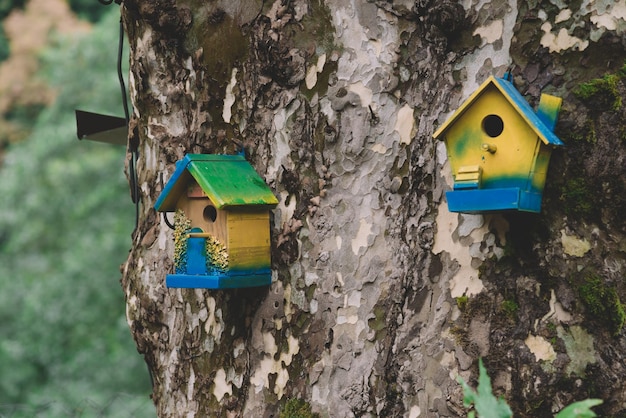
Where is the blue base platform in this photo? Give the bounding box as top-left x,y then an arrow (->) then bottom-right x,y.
446,187 -> 542,213
166,271 -> 272,289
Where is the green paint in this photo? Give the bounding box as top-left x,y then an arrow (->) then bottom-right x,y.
186,155 -> 278,208
451,129 -> 479,162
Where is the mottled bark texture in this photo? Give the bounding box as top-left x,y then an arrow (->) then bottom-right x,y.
120,0 -> 626,416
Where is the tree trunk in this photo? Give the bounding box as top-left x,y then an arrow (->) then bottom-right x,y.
121,0 -> 626,416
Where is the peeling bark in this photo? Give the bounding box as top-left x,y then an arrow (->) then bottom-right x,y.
121,1 -> 626,416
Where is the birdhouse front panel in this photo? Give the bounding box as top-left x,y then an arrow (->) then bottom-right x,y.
433,75 -> 564,213
154,154 -> 278,289
175,186 -> 228,245
444,85 -> 539,191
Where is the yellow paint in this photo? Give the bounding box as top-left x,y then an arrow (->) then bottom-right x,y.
444,85 -> 538,185
175,180 -> 272,271
528,139 -> 552,192
455,165 -> 482,183
537,94 -> 562,129
227,210 -> 272,270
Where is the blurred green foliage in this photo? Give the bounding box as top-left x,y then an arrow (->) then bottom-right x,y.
68,0 -> 111,23
0,0 -> 25,20
0,0 -> 26,62
0,22 -> 8,62
0,9 -> 153,417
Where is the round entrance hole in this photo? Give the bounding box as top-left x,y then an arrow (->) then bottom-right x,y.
482,114 -> 504,137
203,205 -> 217,223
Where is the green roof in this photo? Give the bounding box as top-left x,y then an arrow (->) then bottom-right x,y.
154,154 -> 278,211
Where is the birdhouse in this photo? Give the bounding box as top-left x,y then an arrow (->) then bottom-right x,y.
433,74 -> 564,213
154,154 -> 278,289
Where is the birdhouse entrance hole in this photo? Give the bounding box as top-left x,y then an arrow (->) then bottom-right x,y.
203,205 -> 217,223
432,75 -> 565,214
482,114 -> 504,137
154,154 -> 279,289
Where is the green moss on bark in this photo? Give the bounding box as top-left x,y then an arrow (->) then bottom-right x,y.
280,398 -> 319,418
574,63 -> 626,111
578,274 -> 626,336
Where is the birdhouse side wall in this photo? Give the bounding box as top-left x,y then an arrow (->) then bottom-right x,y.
444,86 -> 538,190
527,141 -> 554,194
175,196 -> 229,247
226,210 -> 272,271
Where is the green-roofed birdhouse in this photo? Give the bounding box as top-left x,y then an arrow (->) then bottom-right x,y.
154,154 -> 278,289
433,74 -> 564,213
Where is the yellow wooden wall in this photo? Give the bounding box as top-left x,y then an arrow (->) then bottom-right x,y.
445,85 -> 538,185
173,179 -> 272,271
226,210 -> 272,271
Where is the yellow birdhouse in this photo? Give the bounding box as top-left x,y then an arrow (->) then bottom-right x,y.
154,154 -> 278,289
433,74 -> 564,213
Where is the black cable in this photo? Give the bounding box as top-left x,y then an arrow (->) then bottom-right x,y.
163,212 -> 175,230
114,11 -> 140,229
118,18 -> 130,125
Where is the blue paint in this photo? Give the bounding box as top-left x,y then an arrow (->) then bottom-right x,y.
436,75 -> 564,214
169,228 -> 272,289
166,269 -> 272,289
492,77 -> 564,146
454,181 -> 481,190
446,187 -> 543,213
186,228 -> 208,275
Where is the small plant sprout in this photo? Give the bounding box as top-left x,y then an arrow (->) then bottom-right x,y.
458,359 -> 512,418
554,399 -> 603,418
458,359 -> 603,417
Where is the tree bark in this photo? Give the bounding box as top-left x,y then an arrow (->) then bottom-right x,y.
121,1 -> 626,416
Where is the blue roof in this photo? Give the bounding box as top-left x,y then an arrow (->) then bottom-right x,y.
493,77 -> 564,146
433,75 -> 564,147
